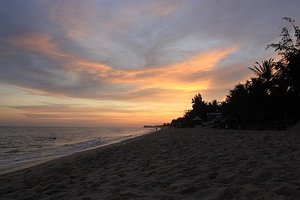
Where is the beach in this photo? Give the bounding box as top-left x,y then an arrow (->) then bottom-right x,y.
0,128 -> 299,200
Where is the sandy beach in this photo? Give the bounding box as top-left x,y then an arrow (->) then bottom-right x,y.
0,128 -> 299,200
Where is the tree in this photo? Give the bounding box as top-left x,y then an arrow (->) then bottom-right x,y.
267,18 -> 300,62
249,59 -> 277,96
267,17 -> 300,121
267,18 -> 300,92
171,18 -> 299,129
191,93 -> 204,110
249,59 -> 275,83
190,93 -> 207,121
207,100 -> 220,113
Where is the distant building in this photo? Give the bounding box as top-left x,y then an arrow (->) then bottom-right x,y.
207,113 -> 223,121
206,113 -> 224,128
192,116 -> 203,126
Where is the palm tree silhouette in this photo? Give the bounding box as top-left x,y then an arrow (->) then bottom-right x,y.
249,58 -> 277,95
249,58 -> 275,83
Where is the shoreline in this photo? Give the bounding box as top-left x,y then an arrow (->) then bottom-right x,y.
0,128 -> 299,199
0,129 -> 157,176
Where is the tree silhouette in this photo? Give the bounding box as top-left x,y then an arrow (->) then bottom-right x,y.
268,17 -> 300,122
249,59 -> 275,82
171,18 -> 300,129
190,93 -> 208,121
267,18 -> 300,60
249,59 -> 277,96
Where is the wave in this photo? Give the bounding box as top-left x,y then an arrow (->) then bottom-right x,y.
0,127 -> 154,174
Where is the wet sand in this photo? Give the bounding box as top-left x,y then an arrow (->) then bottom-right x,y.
0,128 -> 299,199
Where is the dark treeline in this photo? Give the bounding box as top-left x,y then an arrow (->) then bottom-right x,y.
171,18 -> 300,130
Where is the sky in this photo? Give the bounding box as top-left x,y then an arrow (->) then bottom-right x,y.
1,0 -> 300,127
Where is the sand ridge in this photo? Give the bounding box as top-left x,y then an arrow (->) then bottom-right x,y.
0,128 -> 299,199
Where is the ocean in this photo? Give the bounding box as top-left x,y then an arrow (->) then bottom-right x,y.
0,126 -> 154,174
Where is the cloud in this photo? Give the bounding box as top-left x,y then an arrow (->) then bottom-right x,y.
0,25 -> 238,102
1,0 -> 300,126
10,102 -> 180,126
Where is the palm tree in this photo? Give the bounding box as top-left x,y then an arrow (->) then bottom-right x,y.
249,58 -> 275,83
249,58 -> 278,96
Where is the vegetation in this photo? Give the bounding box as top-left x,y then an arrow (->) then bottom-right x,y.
171,18 -> 300,130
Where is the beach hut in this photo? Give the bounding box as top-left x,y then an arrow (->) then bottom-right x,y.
192,116 -> 203,126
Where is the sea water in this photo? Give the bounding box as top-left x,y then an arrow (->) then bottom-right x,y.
0,126 -> 154,174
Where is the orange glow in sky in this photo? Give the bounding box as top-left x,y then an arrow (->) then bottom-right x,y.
1,0 -> 297,126
0,48 -> 236,126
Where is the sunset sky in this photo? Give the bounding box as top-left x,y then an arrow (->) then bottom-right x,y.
1,0 -> 300,127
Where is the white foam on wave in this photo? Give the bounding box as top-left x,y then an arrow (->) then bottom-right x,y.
0,127 -> 155,175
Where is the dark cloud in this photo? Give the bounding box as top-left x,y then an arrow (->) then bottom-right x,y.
1,0 -> 300,102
